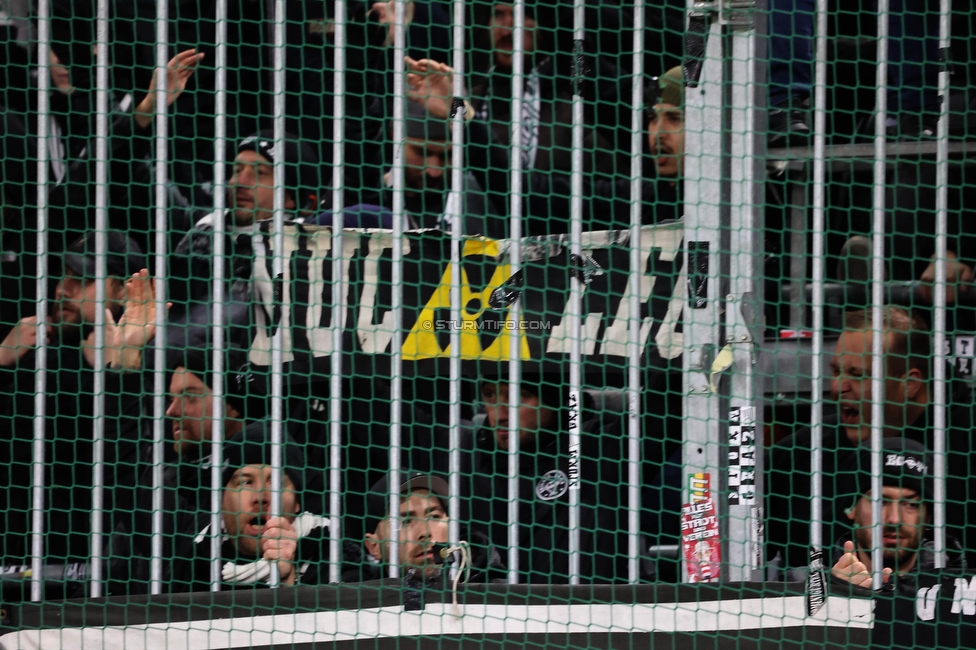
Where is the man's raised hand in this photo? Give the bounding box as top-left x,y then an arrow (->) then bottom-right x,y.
0,316 -> 49,367
830,540 -> 893,589
135,49 -> 205,129
405,56 -> 456,121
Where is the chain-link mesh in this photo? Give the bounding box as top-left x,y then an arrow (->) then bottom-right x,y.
0,0 -> 975,647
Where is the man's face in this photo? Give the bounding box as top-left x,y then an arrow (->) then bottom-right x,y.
222,464 -> 300,558
491,4 -> 537,69
49,49 -> 72,94
403,138 -> 450,196
848,486 -> 925,569
830,330 -> 911,442
52,271 -> 123,333
481,382 -> 557,451
366,490 -> 449,579
647,103 -> 685,178
227,150 -> 296,227
165,367 -> 241,454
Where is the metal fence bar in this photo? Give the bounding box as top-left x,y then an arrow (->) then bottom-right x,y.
30,0 -> 51,604
808,0 -> 829,556
387,0 -> 409,578
725,0 -> 766,583
506,0 -> 527,586
268,0 -> 288,588
447,0 -> 467,572
566,0 -> 586,587
626,0 -> 645,585
328,0 -> 347,585
680,2 -> 725,583
931,0 -> 953,568
869,0 -> 890,592
149,0 -> 170,595
89,0 -> 110,599
209,0 -> 229,592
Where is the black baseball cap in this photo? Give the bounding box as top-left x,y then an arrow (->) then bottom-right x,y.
63,231 -> 145,279
236,130 -> 320,212
364,472 -> 451,537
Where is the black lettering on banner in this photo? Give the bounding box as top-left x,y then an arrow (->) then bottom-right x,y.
290,240 -> 314,367
687,241 -> 709,309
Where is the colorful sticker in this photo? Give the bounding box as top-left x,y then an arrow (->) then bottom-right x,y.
681,473 -> 721,583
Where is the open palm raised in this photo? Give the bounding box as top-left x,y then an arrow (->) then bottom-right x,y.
405,57 -> 457,121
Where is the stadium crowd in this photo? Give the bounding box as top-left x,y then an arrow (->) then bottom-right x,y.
1,0 -> 976,600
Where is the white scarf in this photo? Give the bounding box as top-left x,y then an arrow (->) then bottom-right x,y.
195,512 -> 329,585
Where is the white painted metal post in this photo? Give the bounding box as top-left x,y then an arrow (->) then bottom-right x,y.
387,0 -> 409,578
869,0 -> 890,592
150,0 -> 171,595
329,0 -> 347,585
30,0 -> 51,604
89,0 -> 110,598
626,0 -> 646,585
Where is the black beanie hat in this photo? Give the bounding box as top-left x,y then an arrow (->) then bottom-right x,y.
164,302 -> 257,419
237,130 -> 320,212
220,421 -> 306,498
839,438 -> 932,509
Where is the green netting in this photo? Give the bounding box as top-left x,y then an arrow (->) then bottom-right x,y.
0,0 -> 975,648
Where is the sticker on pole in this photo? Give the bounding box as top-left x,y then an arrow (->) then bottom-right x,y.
681,473 -> 721,583
728,406 -> 757,506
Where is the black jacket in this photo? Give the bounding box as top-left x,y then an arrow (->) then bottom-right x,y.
820,533 -> 969,595
107,444 -> 216,596
0,344 -> 146,566
767,383 -> 976,571
463,406 -> 631,584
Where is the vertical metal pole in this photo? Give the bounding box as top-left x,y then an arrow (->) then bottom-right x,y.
210,0 -> 229,592
30,0 -> 51,604
680,3 -> 725,583
268,0 -> 287,588
626,0 -> 645,585
725,0 -> 766,583
788,184 -> 806,330
328,0 -> 347,585
89,0 -> 110,599
931,0 -> 952,568
447,0 -> 466,573
869,0 -> 890,592
388,0 -> 408,578
566,0 -> 585,587
506,0 -> 527,586
809,0 -> 829,556
150,0 -> 170,596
